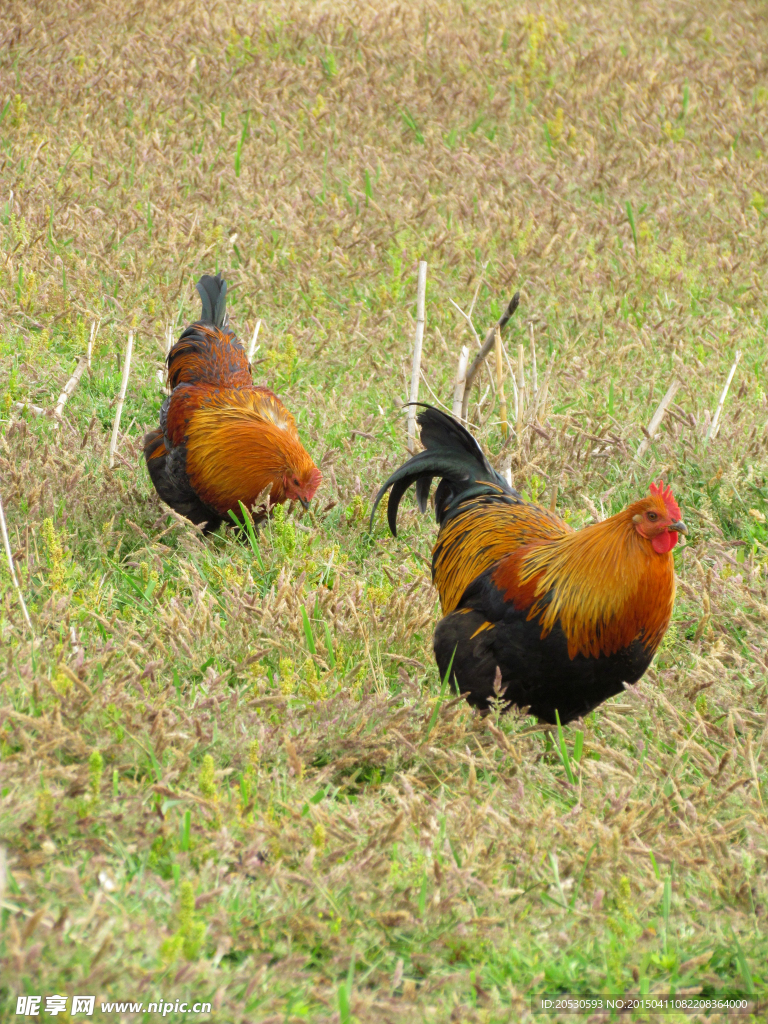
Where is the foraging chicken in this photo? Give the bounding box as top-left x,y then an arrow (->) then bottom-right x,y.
372,406 -> 686,723
144,273 -> 321,532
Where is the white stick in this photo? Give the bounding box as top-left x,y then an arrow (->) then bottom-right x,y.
706,351 -> 742,443
452,345 -> 470,421
0,491 -> 33,633
636,379 -> 680,458
109,331 -> 134,469
12,401 -> 46,417
157,324 -> 174,388
495,326 -> 508,440
86,319 -> 100,369
54,356 -> 87,422
406,261 -> 428,452
502,343 -> 519,424
247,319 -> 262,363
529,322 -> 538,406
516,344 -> 525,435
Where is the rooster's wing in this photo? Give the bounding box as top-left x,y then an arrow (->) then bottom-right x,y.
144,424 -> 223,530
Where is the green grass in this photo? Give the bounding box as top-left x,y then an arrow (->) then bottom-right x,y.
1,0 -> 768,1021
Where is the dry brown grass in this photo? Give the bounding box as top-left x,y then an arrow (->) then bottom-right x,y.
1,0 -> 767,1021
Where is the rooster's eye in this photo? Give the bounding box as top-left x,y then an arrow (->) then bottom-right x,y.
647,512 -> 658,521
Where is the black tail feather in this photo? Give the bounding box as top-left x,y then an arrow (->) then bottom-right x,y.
195,273 -> 228,328
417,406 -> 489,464
371,405 -> 516,536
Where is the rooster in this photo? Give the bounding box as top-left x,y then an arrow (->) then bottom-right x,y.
144,274 -> 321,532
372,406 -> 686,723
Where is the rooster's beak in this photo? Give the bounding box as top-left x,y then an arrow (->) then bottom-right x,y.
670,520 -> 687,535
299,497 -> 311,511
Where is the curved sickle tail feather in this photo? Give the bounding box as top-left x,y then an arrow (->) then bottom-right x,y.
370,405 -> 515,536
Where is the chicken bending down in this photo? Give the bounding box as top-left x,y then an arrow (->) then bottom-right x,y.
371,406 -> 686,724
144,273 -> 321,532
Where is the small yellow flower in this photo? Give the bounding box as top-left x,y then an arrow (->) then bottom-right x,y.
312,822 -> 327,851
199,754 -> 216,800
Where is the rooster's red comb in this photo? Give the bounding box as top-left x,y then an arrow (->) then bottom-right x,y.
649,479 -> 681,520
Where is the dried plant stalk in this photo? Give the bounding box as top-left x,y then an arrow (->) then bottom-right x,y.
636,379 -> 680,458
54,356 -> 87,422
0,492 -> 33,633
165,323 -> 174,370
12,401 -> 46,417
537,349 -> 557,424
706,350 -> 742,443
461,291 -> 520,422
516,344 -> 525,437
109,330 -> 134,469
502,342 -> 519,424
452,345 -> 470,420
407,261 -> 428,452
157,324 -> 174,388
86,319 -> 100,369
529,322 -> 538,407
247,319 -> 262,363
494,326 -> 508,439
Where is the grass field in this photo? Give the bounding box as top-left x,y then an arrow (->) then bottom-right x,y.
1,0 -> 768,1020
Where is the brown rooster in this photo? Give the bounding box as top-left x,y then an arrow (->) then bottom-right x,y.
144,274 -> 321,532
372,406 -> 686,724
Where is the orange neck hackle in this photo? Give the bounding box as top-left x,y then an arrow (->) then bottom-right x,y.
184,395 -> 321,515
492,488 -> 683,660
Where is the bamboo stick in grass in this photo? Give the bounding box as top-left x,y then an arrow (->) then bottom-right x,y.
452,345 -> 469,421
86,318 -> 100,370
502,342 -> 519,425
166,324 -> 173,387
0,492 -> 33,633
494,327 -> 508,440
156,323 -> 174,389
54,356 -> 88,424
109,331 -> 134,469
529,322 -> 538,408
12,401 -> 46,417
56,320 -> 99,423
407,261 -> 428,452
516,344 -> 525,437
636,379 -> 680,459
706,350 -> 742,443
247,319 -> 262,363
